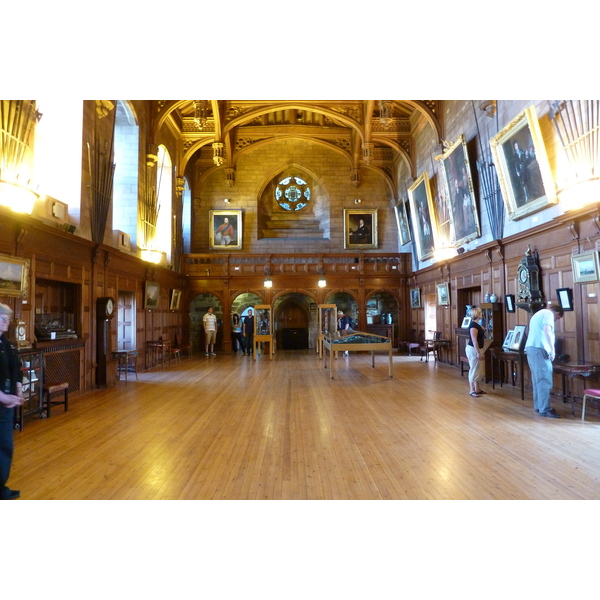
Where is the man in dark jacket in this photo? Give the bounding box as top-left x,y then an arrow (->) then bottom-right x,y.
242,308 -> 255,356
0,303 -> 23,500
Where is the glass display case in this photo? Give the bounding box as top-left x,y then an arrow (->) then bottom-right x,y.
317,304 -> 337,358
253,305 -> 273,359
15,348 -> 44,430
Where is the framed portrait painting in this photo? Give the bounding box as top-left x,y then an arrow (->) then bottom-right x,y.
209,209 -> 242,250
394,200 -> 411,246
144,281 -> 159,310
437,134 -> 481,246
502,330 -> 514,349
571,251 -> 600,284
436,282 -> 450,306
170,289 -> 181,311
410,288 -> 421,309
407,172 -> 437,261
344,209 -> 378,249
490,105 -> 557,221
0,254 -> 30,297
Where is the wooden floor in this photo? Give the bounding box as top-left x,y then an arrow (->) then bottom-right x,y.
10,349 -> 600,500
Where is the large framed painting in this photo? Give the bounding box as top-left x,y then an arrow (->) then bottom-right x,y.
170,289 -> 181,311
394,200 -> 411,246
344,209 -> 378,249
209,209 -> 242,250
437,134 -> 481,245
407,172 -> 437,261
490,105 -> 557,221
0,254 -> 30,297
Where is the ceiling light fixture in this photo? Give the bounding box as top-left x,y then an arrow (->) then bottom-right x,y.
379,100 -> 392,129
264,277 -> 272,288
193,100 -> 208,130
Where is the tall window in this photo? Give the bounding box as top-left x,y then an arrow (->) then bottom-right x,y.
113,101 -> 139,246
34,99 -> 83,220
155,145 -> 173,264
181,177 -> 191,253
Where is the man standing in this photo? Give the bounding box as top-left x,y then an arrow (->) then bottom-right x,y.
242,309 -> 255,356
0,303 -> 23,500
203,307 -> 218,357
525,304 -> 564,418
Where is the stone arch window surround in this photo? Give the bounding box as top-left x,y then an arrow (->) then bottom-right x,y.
257,164 -> 330,241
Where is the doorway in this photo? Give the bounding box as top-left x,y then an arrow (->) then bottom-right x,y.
117,291 -> 136,351
425,293 -> 437,338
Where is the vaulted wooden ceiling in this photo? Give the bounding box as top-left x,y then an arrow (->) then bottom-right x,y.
155,100 -> 442,190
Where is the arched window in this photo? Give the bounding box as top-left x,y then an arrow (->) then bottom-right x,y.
113,101 -> 140,247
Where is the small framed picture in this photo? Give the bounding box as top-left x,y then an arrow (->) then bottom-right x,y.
410,288 -> 421,309
556,288 -> 573,311
505,294 -> 515,313
144,281 -> 160,310
461,316 -> 471,328
436,282 -> 450,306
510,325 -> 527,352
502,330 -> 515,349
571,251 -> 600,284
170,289 -> 181,311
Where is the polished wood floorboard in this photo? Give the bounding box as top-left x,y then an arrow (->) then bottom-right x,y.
11,350 -> 600,499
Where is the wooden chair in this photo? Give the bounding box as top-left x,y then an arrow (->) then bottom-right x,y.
460,356 -> 470,376
175,334 -> 193,359
405,329 -> 420,356
43,380 -> 69,417
582,388 -> 600,421
168,341 -> 181,363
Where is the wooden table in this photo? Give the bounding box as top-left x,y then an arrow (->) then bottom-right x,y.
491,348 -> 526,401
145,340 -> 171,370
322,331 -> 393,380
552,361 -> 600,415
112,350 -> 139,385
423,339 -> 450,363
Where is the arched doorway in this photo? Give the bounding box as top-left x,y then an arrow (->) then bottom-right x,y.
273,292 -> 315,349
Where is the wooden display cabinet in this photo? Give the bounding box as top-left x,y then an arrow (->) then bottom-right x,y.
15,348 -> 45,430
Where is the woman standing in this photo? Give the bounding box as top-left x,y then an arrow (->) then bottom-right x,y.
465,306 -> 486,397
0,303 -> 23,500
231,313 -> 245,354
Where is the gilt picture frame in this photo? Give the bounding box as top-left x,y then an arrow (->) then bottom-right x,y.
144,281 -> 160,310
407,172 -> 437,261
394,200 -> 411,246
436,282 -> 450,306
437,134 -> 481,246
170,289 -> 181,311
490,105 -> 557,221
344,209 -> 378,249
209,209 -> 242,250
571,251 -> 600,284
410,288 -> 421,309
0,254 -> 30,298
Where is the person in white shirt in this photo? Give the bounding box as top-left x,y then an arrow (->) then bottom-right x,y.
203,307 -> 218,357
524,304 -> 564,418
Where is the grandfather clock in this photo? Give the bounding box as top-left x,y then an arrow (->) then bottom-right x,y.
96,297 -> 115,388
516,246 -> 544,314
